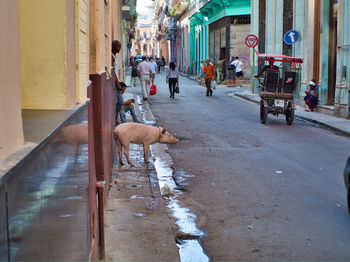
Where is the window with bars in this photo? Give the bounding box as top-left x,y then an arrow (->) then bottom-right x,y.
230,15 -> 250,25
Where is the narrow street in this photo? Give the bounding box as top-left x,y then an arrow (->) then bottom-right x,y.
145,71 -> 350,260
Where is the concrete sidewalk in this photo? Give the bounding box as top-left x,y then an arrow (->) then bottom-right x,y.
104,88 -> 180,261
179,72 -> 350,137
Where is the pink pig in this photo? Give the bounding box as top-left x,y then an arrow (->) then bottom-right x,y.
113,122 -> 179,166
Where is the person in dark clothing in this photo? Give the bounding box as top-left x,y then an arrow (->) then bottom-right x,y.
161,56 -> 166,71
254,58 -> 279,78
131,64 -> 138,87
156,58 -> 161,73
166,62 -> 178,99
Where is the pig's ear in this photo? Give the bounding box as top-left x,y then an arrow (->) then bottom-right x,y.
162,128 -> 167,134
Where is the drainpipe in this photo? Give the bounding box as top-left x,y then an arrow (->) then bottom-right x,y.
313,0 -> 320,84
225,16 -> 230,62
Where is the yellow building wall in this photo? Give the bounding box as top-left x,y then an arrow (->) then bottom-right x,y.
0,0 -> 24,161
20,0 -> 75,109
112,0 -> 124,80
76,0 -> 89,103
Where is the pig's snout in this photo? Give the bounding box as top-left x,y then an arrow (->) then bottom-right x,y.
169,135 -> 179,144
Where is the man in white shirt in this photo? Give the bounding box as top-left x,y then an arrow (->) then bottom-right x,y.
137,56 -> 153,100
232,56 -> 244,87
148,57 -> 158,85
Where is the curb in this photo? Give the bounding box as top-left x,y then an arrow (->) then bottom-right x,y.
234,93 -> 350,137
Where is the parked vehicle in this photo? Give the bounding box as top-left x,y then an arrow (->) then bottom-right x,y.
255,54 -> 303,125
344,156 -> 350,214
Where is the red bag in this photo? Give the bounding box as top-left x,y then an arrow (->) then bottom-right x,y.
150,84 -> 157,95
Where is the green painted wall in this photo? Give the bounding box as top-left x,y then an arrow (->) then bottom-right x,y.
189,0 -> 250,75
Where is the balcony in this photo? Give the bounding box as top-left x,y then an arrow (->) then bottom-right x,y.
198,0 -> 210,9
189,0 -> 199,17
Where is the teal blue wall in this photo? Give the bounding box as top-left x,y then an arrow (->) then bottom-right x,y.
189,0 -> 250,75
320,0 -> 330,104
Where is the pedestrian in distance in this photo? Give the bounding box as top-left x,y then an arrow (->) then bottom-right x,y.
232,56 -> 244,87
161,56 -> 166,71
203,59 -> 216,96
112,40 -> 124,125
226,56 -> 236,87
156,58 -> 161,73
304,79 -> 318,112
131,63 -> 138,87
148,57 -> 158,85
166,62 -> 179,99
199,60 -> 205,86
137,56 -> 153,101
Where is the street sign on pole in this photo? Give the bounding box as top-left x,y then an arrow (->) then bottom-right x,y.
245,34 -> 258,48
284,30 -> 299,45
245,34 -> 259,94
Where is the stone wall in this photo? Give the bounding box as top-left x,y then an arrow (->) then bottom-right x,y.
230,23 -> 251,78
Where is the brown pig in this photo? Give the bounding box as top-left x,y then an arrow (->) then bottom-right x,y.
113,122 -> 179,166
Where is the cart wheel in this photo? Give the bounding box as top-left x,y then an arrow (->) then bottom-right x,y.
285,103 -> 294,125
260,100 -> 268,124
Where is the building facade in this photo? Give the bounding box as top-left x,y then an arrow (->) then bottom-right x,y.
0,0 -> 136,159
151,0 -> 170,63
251,0 -> 350,118
189,0 -> 251,76
169,0 -> 191,73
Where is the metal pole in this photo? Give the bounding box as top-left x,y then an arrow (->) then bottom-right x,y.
252,47 -> 255,93
171,40 -> 175,62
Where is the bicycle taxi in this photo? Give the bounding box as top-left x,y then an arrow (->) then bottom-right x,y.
255,54 -> 303,125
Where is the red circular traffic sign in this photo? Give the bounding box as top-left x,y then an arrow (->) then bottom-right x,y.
245,34 -> 259,48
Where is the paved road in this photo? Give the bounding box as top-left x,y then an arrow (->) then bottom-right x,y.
145,71 -> 350,260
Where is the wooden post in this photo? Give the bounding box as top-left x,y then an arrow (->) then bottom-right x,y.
313,0 -> 321,83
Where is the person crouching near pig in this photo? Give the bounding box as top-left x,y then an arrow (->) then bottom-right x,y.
203,59 -> 216,96
166,62 -> 179,99
119,82 -> 141,123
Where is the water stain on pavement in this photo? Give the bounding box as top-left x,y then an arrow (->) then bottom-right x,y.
151,143 -> 210,262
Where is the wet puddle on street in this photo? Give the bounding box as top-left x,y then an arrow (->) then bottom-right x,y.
151,144 -> 210,262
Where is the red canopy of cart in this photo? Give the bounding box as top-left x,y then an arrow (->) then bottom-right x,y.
256,53 -> 303,64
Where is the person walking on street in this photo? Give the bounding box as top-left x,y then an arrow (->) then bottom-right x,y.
149,57 -> 158,85
226,56 -> 236,87
131,63 -> 138,87
232,56 -> 244,87
166,62 -> 179,99
199,60 -> 205,86
161,56 -> 166,71
156,58 -> 161,73
203,59 -> 215,96
112,40 -> 124,125
137,56 -> 153,100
